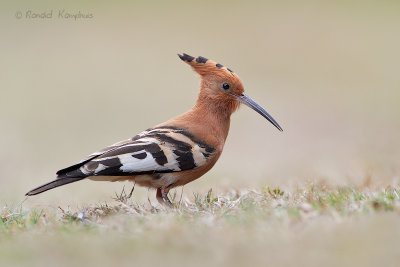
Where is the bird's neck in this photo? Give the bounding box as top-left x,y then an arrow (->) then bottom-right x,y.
193,92 -> 234,124
161,88 -> 239,149
190,90 -> 239,145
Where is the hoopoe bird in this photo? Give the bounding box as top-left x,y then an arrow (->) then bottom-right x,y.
26,53 -> 283,206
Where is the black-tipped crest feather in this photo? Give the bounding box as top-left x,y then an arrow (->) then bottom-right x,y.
178,53 -> 194,62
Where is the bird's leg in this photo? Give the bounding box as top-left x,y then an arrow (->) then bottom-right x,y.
156,187 -> 173,207
127,181 -> 136,199
162,189 -> 173,207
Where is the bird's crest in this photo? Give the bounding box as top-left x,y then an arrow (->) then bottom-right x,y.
178,53 -> 235,77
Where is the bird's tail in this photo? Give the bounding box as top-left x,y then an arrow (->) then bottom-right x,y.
25,177 -> 85,196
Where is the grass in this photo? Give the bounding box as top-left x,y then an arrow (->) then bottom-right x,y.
1,184 -> 400,267
2,184 -> 400,233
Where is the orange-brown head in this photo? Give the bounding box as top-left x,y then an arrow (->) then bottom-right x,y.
178,53 -> 283,131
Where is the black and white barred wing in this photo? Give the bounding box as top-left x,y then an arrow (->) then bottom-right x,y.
57,127 -> 215,179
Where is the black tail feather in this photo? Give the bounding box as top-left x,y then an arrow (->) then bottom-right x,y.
25,177 -> 85,196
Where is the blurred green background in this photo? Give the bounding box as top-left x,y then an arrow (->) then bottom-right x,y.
1,0 -> 399,207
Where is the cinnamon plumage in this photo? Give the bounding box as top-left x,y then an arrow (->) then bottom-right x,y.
26,53 -> 283,206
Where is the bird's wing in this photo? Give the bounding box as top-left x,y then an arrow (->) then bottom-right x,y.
56,126 -> 216,178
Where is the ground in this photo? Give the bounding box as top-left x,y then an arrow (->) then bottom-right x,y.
2,184 -> 400,267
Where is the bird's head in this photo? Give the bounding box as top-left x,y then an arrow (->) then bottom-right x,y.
178,53 -> 283,131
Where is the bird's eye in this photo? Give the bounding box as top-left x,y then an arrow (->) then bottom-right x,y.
222,83 -> 230,90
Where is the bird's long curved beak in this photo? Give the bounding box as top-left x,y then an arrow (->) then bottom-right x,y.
238,93 -> 283,131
